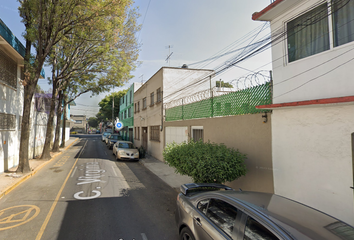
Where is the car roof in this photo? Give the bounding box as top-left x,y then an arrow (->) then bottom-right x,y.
116,141 -> 133,143
206,191 -> 354,240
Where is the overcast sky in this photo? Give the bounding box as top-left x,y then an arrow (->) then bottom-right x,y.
1,0 -> 272,117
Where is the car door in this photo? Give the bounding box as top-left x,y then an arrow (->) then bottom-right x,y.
194,198 -> 239,240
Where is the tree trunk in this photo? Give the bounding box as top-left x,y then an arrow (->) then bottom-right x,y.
17,83 -> 37,173
61,97 -> 67,148
52,90 -> 63,152
40,85 -> 57,159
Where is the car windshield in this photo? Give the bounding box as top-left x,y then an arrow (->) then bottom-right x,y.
104,133 -> 111,136
118,143 -> 134,149
111,135 -> 122,140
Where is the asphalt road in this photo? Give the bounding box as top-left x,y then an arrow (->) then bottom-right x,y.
0,134 -> 179,240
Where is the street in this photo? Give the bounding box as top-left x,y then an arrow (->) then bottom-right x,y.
0,135 -> 179,240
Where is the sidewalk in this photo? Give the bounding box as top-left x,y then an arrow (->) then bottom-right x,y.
140,155 -> 193,191
0,137 -> 79,199
0,138 -> 192,198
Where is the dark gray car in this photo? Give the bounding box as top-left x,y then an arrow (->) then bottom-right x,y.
176,183 -> 354,240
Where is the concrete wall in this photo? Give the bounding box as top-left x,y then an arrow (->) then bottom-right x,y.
164,113 -> 274,193
269,0 -> 354,104
272,104 -> 354,225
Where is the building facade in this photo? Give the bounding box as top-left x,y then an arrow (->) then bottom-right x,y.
0,19 -> 26,173
254,0 -> 354,224
133,67 -> 214,161
70,115 -> 87,133
119,82 -> 142,141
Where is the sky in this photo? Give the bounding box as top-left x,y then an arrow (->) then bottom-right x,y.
0,0 -> 272,118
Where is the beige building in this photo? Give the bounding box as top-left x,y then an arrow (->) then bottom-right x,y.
133,67 -> 214,160
70,115 -> 87,133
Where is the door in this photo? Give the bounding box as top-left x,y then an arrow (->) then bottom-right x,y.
142,127 -> 148,152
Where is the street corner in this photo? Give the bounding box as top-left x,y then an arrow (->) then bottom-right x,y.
0,205 -> 40,231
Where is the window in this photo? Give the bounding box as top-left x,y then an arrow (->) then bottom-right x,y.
244,217 -> 279,240
135,127 -> 140,140
157,88 -> 162,103
193,129 -> 204,142
134,103 -> 137,113
76,120 -> 82,124
197,199 -> 210,215
332,0 -> 354,47
143,97 -> 147,110
128,107 -> 131,118
287,3 -> 330,62
0,113 -> 16,130
150,126 -> 160,141
122,96 -> 124,104
138,101 -> 140,112
150,92 -> 155,106
206,199 -> 238,238
130,91 -> 132,104
0,49 -> 17,89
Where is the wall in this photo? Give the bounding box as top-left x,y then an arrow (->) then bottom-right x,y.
269,0 -> 354,104
164,113 -> 273,193
134,69 -> 163,160
272,104 -> 354,225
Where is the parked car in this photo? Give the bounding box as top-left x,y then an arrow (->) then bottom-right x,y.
112,141 -> 139,161
101,132 -> 111,142
176,183 -> 354,240
106,134 -> 123,149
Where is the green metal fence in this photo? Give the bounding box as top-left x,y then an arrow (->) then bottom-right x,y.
165,82 -> 272,121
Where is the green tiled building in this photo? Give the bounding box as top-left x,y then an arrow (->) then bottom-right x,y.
119,83 -> 142,141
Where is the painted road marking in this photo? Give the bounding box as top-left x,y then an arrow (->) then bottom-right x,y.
111,166 -> 118,176
141,233 -> 148,240
53,156 -> 70,168
70,166 -> 77,178
35,140 -> 88,240
0,205 -> 40,231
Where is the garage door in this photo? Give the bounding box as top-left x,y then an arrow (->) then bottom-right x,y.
165,127 -> 188,145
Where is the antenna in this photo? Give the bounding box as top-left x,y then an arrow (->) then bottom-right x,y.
165,45 -> 173,66
140,74 -> 144,84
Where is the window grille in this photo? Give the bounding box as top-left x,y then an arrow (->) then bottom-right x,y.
0,113 -> 16,130
0,49 -> 17,89
150,92 -> 155,106
157,88 -> 162,103
193,129 -> 204,142
150,126 -> 160,141
143,97 -> 147,110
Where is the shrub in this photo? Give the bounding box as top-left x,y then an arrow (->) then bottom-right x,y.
163,140 -> 247,183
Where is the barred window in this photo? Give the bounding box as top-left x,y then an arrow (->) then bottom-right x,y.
150,125 -> 160,141
157,88 -> 162,103
0,49 -> 17,89
150,92 -> 155,106
128,107 -> 132,118
143,97 -> 147,110
135,127 -> 140,140
0,113 -> 16,130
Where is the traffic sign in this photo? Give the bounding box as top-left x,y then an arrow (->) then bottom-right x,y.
115,121 -> 123,130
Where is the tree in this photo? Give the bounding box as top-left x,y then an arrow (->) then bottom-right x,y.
97,90 -> 128,121
17,0 -> 138,172
163,140 -> 247,183
216,80 -> 233,88
88,117 -> 99,128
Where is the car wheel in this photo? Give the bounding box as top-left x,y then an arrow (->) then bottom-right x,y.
180,228 -> 195,240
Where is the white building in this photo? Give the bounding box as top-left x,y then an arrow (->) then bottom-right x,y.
0,19 -> 26,173
254,0 -> 354,224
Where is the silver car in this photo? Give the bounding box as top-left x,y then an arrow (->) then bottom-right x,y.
176,183 -> 354,240
112,141 -> 139,161
101,132 -> 111,142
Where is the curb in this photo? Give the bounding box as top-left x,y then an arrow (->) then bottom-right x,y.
0,138 -> 79,199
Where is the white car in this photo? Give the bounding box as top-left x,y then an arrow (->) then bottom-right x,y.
113,141 -> 139,161
101,132 -> 111,142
